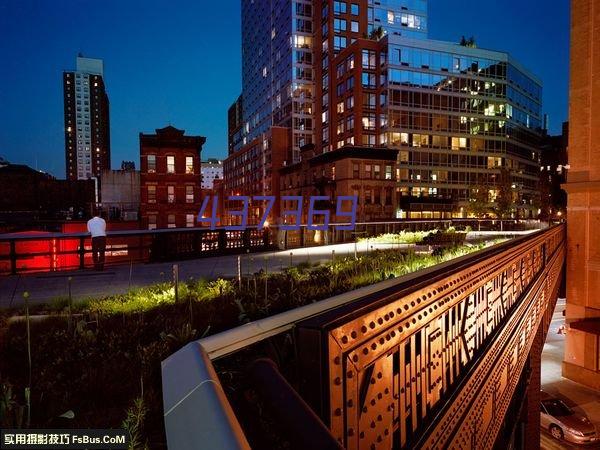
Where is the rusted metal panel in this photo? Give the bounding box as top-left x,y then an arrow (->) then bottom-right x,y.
297,225 -> 566,449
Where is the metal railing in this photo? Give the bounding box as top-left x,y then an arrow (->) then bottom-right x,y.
0,227 -> 270,275
0,219 -> 546,275
161,224 -> 565,450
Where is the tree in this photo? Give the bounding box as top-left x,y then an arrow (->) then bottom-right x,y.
490,169 -> 515,230
467,185 -> 490,231
459,36 -> 477,48
369,26 -> 385,41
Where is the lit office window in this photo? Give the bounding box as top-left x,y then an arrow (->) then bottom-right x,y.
167,156 -> 175,173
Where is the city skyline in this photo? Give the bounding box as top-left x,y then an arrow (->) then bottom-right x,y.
0,0 -> 569,178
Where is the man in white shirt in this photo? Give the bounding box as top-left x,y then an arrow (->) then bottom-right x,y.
87,214 -> 107,270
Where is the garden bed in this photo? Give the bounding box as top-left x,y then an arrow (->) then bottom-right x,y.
0,237 -> 499,447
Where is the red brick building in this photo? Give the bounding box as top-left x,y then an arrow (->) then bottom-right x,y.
314,29 -> 387,152
222,127 -> 290,226
139,126 -> 205,229
280,145 -> 399,223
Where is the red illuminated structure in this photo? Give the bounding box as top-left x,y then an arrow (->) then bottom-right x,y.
139,126 -> 206,229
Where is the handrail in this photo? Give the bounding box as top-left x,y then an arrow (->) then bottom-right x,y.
191,226 -> 546,361
161,342 -> 250,450
161,225 -> 564,449
0,218 -> 544,242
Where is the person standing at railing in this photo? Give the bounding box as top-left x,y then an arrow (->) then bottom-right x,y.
87,214 -> 107,271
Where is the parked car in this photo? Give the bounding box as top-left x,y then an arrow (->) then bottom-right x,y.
540,391 -> 598,444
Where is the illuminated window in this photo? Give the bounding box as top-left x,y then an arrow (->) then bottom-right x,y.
167,214 -> 176,228
451,137 -> 467,150
168,186 -> 175,203
185,156 -> 194,174
186,185 -> 194,203
186,214 -> 195,228
167,156 -> 175,173
374,165 -> 381,179
148,215 -> 157,230
385,165 -> 393,180
147,155 -> 156,173
147,185 -> 156,203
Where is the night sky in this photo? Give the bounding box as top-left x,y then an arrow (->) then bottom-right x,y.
0,0 -> 569,178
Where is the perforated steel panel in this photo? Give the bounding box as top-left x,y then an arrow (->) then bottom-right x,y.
297,225 -> 565,450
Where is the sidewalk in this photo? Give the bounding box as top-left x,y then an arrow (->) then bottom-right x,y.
0,241 -> 413,308
541,298 -> 600,449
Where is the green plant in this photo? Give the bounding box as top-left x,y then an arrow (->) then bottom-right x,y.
49,296 -> 70,311
0,237 -> 504,447
0,382 -> 18,427
159,323 -> 197,351
122,397 -> 149,450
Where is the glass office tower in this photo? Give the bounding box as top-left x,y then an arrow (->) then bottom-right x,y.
385,35 -> 542,218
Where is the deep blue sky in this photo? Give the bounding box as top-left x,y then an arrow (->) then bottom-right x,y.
0,0 -> 569,178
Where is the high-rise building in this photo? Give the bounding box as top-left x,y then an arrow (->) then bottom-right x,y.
227,95 -> 243,155
225,0 -> 543,221
63,55 -> 111,181
234,0 -> 315,161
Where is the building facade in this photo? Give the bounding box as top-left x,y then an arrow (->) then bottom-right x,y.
63,56 -> 111,180
226,0 -> 543,223
222,127 -> 289,226
99,168 -> 140,221
233,0 -> 314,161
228,95 -> 244,155
385,35 -> 543,218
539,122 -> 568,220
139,126 -> 205,229
563,0 -> 600,390
201,158 -> 223,190
280,145 -> 399,223
0,163 -> 95,229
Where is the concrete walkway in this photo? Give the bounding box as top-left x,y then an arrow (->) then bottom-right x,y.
541,298 -> 600,449
0,240 -> 416,308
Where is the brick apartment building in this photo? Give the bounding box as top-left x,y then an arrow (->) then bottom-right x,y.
280,145 -> 399,223
139,126 -> 206,229
222,127 -> 289,226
